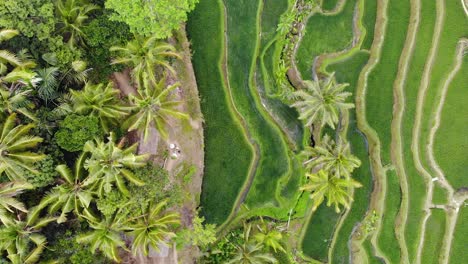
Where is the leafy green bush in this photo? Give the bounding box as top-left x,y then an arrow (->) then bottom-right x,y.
105,0 -> 199,38
25,155 -> 58,188
200,229 -> 243,263
128,163 -> 183,210
176,215 -> 217,250
84,13 -> 132,80
96,190 -> 127,218
0,0 -> 82,68
55,114 -> 103,152
41,230 -> 109,264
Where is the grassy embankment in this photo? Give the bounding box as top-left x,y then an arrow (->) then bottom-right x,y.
186,0 -> 253,224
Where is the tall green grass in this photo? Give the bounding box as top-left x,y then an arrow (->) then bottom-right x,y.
223,0 -> 292,207
296,0 -> 357,79
301,204 -> 340,261
322,0 -> 341,11
433,57 -> 468,190
361,0 -> 377,50
187,0 -> 253,224
418,0 -> 468,184
401,0 -> 436,260
450,207 -> 468,263
421,210 -> 447,264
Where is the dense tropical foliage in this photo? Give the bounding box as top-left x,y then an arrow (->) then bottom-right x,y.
0,0 -> 199,262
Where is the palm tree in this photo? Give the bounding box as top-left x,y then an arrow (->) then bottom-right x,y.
110,36 -> 181,89
61,60 -> 91,89
55,0 -> 99,47
254,218 -> 285,253
227,223 -> 277,264
0,87 -> 36,120
77,211 -> 126,262
290,73 -> 354,129
0,181 -> 33,224
0,207 -> 57,264
301,134 -> 361,178
0,29 -> 21,73
70,82 -> 132,132
82,134 -> 149,196
0,29 -> 36,74
301,170 -> 361,212
0,114 -> 45,181
128,200 -> 180,256
35,67 -> 60,103
38,153 -> 95,223
124,76 -> 188,141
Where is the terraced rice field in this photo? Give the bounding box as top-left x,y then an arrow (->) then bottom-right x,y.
188,0 -> 307,228
188,0 -> 467,261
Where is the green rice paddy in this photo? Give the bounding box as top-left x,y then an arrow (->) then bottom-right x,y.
296,0 -> 356,78
188,0 -> 467,260
187,0 -> 253,224
434,56 -> 468,190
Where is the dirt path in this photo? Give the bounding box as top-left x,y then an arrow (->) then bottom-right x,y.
113,69 -> 137,95
389,0 -> 420,261
462,0 -> 468,16
112,28 -> 204,264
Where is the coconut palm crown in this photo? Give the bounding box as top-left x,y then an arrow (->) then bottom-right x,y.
226,223 -> 277,264
128,200 -> 180,256
70,82 -> 132,132
110,35 -> 181,89
0,181 -> 33,224
0,114 -> 44,180
124,76 -> 188,141
301,170 -> 362,212
55,0 -> 99,47
38,153 -> 95,223
77,211 -> 126,262
0,88 -> 36,121
0,207 -> 57,264
291,73 -> 354,129
302,134 -> 361,178
82,133 -> 149,196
